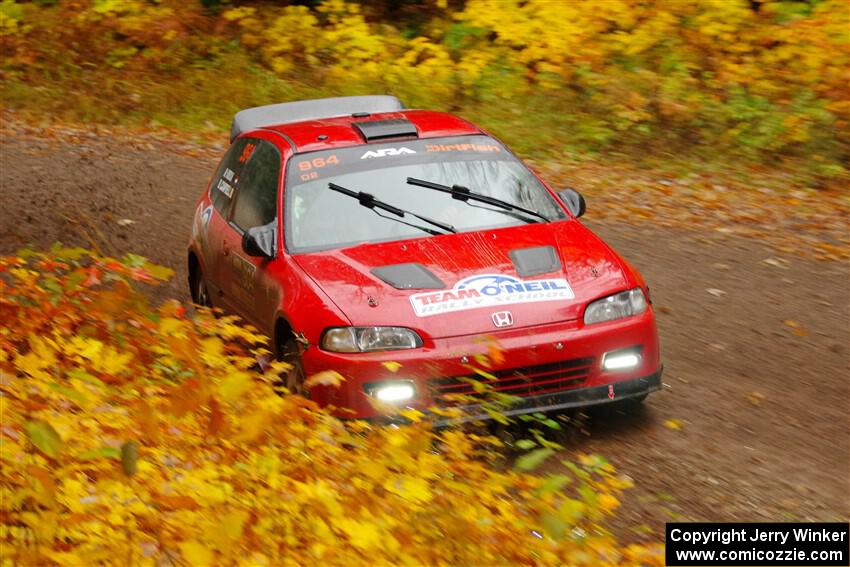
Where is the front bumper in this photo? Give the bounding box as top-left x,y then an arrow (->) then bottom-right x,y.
304,308 -> 661,419
437,370 -> 662,425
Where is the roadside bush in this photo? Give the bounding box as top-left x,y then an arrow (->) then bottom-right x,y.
0,248 -> 663,565
1,0 -> 847,175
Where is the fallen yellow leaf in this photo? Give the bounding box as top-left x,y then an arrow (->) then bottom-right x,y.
180,540 -> 213,565
305,370 -> 346,388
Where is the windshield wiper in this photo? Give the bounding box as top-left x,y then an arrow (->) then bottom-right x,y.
328,183 -> 456,236
406,177 -> 550,223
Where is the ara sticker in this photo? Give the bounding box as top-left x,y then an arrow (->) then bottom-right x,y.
360,147 -> 416,159
223,168 -> 235,182
217,179 -> 234,198
409,274 -> 574,317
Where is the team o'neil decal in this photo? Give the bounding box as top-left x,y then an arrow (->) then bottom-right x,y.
409,274 -> 574,317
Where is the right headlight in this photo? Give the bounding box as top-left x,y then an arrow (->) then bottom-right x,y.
583,288 -> 647,325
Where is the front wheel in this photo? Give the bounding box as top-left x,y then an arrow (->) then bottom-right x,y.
190,266 -> 212,308
277,336 -> 308,398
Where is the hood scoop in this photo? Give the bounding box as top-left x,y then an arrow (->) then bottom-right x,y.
371,263 -> 445,290
509,245 -> 561,277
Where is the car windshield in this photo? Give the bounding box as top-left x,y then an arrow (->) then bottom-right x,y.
285,135 -> 567,253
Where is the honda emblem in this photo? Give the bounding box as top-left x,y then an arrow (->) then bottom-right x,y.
491,311 -> 514,328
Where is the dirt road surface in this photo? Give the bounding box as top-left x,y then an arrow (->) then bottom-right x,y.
2,129 -> 847,541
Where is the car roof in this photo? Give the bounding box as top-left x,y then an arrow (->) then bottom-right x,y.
252,109 -> 483,154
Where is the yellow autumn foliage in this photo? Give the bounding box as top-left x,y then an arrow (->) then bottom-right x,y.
0,248 -> 664,565
1,0 -> 847,172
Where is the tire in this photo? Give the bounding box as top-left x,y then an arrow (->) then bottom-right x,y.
190,266 -> 213,308
277,335 -> 308,398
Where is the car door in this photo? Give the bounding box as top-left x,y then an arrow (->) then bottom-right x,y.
201,138 -> 255,308
220,138 -> 283,329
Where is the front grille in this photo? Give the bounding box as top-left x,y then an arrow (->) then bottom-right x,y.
431,357 -> 594,400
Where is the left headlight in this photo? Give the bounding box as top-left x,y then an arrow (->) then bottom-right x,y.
321,327 -> 423,353
583,288 -> 647,325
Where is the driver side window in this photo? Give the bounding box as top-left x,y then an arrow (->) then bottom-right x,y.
210,138 -> 251,217
230,140 -> 281,232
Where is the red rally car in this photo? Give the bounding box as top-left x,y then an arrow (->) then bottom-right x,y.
188,95 -> 662,419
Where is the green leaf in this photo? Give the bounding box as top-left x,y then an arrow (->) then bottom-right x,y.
558,497 -> 586,523
121,441 -> 138,476
122,253 -> 147,268
538,437 -> 564,450
52,247 -> 89,261
25,420 -> 63,459
49,383 -> 90,407
64,270 -> 86,290
472,368 -> 498,381
561,460 -> 589,480
515,439 -> 537,450
144,263 -> 175,281
483,406 -> 510,425
514,448 -> 554,471
540,512 -> 567,540
538,473 -> 572,495
78,447 -> 121,461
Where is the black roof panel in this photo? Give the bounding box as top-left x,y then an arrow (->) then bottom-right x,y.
354,119 -> 418,142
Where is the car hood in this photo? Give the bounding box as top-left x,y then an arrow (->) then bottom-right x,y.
293,220 -> 629,339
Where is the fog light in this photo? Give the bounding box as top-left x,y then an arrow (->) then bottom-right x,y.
602,351 -> 640,371
372,382 -> 415,403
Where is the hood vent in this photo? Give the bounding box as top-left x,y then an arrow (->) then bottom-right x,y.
509,246 -> 561,277
354,119 -> 418,142
371,263 -> 444,290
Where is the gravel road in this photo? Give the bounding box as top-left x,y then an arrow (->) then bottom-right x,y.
2,129 -> 847,541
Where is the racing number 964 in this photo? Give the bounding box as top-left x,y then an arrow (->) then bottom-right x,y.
298,154 -> 339,181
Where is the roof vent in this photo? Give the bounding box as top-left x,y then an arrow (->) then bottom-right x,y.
354,119 -> 418,142
230,95 -> 404,142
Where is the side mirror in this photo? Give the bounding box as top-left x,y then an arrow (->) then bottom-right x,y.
242,223 -> 276,258
558,188 -> 586,218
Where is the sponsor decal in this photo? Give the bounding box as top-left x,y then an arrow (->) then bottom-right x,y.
223,168 -> 235,182
410,274 -> 574,317
426,143 -> 501,153
201,205 -> 213,230
217,178 -> 234,198
608,384 -> 615,400
231,254 -> 256,294
239,142 -> 256,164
360,147 -> 416,159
